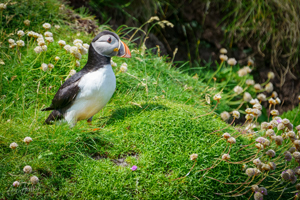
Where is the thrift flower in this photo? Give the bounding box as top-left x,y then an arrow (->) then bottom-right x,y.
120,63 -> 128,73
30,176 -> 39,185
75,60 -> 80,67
270,109 -> 279,116
44,31 -> 53,37
246,79 -> 255,85
213,94 -> 221,101
24,20 -> 30,26
232,111 -> 240,119
41,63 -> 48,72
222,132 -> 231,139
254,84 -> 262,91
24,137 -> 32,144
23,165 -> 32,173
42,45 -> 47,51
257,94 -> 266,101
16,40 -> 25,47
222,154 -> 230,160
9,142 -> 18,149
131,165 -> 138,171
227,58 -> 237,66
13,181 -> 20,187
83,43 -> 89,49
268,72 -> 275,79
233,86 -> 243,94
58,40 -> 66,46
219,48 -> 227,54
272,91 -> 278,98
34,46 -> 43,54
74,52 -> 82,60
8,39 -> 15,44
227,137 -> 236,144
243,92 -> 252,102
248,58 -> 254,66
69,69 -> 76,76
45,37 -> 54,43
17,30 -> 25,37
265,82 -> 273,93
219,54 -> 228,61
9,43 -> 16,49
43,23 -> 51,30
0,3 -> 7,10
220,111 -> 230,121
73,39 -> 83,45
55,56 -> 60,61
70,46 -> 79,54
48,63 -> 54,69
55,25 -> 60,29
190,154 -> 198,161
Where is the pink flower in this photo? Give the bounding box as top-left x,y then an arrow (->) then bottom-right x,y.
131,165 -> 137,171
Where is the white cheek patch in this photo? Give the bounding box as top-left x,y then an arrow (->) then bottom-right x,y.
92,40 -> 119,57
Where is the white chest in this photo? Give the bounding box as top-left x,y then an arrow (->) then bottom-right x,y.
65,64 -> 116,122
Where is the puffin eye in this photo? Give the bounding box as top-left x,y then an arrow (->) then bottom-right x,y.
107,37 -> 112,43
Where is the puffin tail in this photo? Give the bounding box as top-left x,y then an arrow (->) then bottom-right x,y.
44,110 -> 64,125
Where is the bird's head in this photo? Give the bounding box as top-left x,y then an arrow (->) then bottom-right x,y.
91,31 -> 131,58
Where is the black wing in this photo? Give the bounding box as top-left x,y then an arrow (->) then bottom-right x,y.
41,71 -> 84,111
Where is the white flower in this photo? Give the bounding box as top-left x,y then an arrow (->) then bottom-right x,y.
74,43 -> 83,50
250,98 -> 259,105
69,69 -> 76,77
257,93 -> 266,101
253,103 -> 262,111
268,72 -> 275,79
233,86 -> 243,95
227,58 -> 237,66
16,40 -> 25,47
9,142 -> 18,149
111,60 -> 117,67
33,32 -> 39,38
213,94 -> 221,101
227,137 -> 236,144
275,97 -> 281,105
74,52 -> 82,60
232,111 -> 240,119
44,31 -> 53,37
222,154 -> 230,160
55,25 -> 60,29
58,40 -> 66,46
43,23 -> 51,30
79,47 -> 88,55
27,31 -> 34,37
272,91 -> 278,98
45,37 -> 54,43
8,39 -> 15,44
222,133 -> 231,139
75,60 -> 80,67
9,43 -> 17,49
70,46 -> 79,54
48,63 -> 54,69
34,46 -> 43,54
64,44 -> 71,52
190,153 -> 198,161
73,39 -> 83,45
42,45 -> 47,51
30,176 -> 39,185
243,92 -> 252,102
248,58 -> 254,66
220,111 -> 230,121
38,40 -> 45,46
59,4 -> 65,10
0,3 -> 7,10
220,48 -> 227,54
13,181 -> 20,187
219,54 -> 228,61
254,84 -> 262,91
83,43 -> 89,49
24,137 -> 33,144
55,56 -> 60,61
120,63 -> 128,73
24,20 -> 30,26
265,82 -> 273,93
238,68 -> 248,77
41,63 -> 48,72
23,165 -> 32,173
246,79 -> 255,86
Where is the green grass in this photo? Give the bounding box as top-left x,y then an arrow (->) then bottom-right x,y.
1,0 -> 300,199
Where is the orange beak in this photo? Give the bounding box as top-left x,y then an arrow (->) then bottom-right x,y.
118,40 -> 131,58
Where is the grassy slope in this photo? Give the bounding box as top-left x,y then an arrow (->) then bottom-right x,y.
2,0 -> 297,199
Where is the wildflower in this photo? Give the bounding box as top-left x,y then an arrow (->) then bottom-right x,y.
253,103 -> 262,110
44,31 -> 53,37
24,20 -> 30,26
147,16 -> 160,23
246,114 -> 254,121
70,46 -> 79,54
43,23 -> 51,30
27,31 -> 34,37
219,54 -> 228,61
13,181 -> 20,187
30,176 -> 39,185
74,42 -> 83,50
273,136 -> 283,145
282,118 -> 290,125
45,37 -> 54,43
24,137 -> 32,144
59,4 -> 65,10
17,30 -> 25,37
222,154 -> 230,160
233,86 -> 243,94
227,58 -> 237,66
285,151 -> 292,161
248,58 -> 254,66
0,3 -> 7,10
55,25 -> 60,29
69,69 -> 76,76
252,108 -> 261,117
75,60 -> 80,67
190,153 -> 198,161
297,125 -> 300,131
213,94 -> 221,102
246,168 -> 255,177
111,60 -> 117,67
38,39 -> 45,46
34,46 -> 43,54
268,72 -> 275,79
254,84 -> 262,91
16,40 -> 25,47
265,82 -> 273,93
55,56 -> 60,61
74,52 -> 82,60
287,123 -> 293,131
257,94 -> 266,101
9,142 -> 18,149
227,137 -> 236,144
232,111 -> 240,119
8,39 -> 15,44
48,63 -> 54,69
120,63 -> 128,73
258,187 -> 268,195
270,109 -> 279,116
243,92 -> 252,102
262,164 -> 270,171
220,48 -> 227,54
58,40 -> 66,47
255,143 -> 264,150
271,91 -> 278,98
220,111 -> 230,121
275,97 -> 281,105
23,165 -> 32,173
268,98 -> 275,105
41,63 -> 48,72
282,172 -> 290,180
245,108 -> 252,114
237,68 -> 248,77
287,131 -> 296,138
251,185 -> 259,192
73,39 -> 83,45
277,123 -> 285,130
289,147 -> 296,153
266,149 -> 276,157
266,129 -> 275,137
222,132 -> 231,139
33,32 -> 39,38
253,158 -> 261,166
130,165 -> 138,171
83,43 -> 89,49
42,45 -> 47,51
79,47 -> 88,55
246,79 -> 255,86
270,119 -> 278,127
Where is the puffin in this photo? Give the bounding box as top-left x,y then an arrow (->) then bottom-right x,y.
42,31 -> 131,127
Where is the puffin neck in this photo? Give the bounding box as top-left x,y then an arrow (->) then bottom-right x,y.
83,45 -> 111,71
